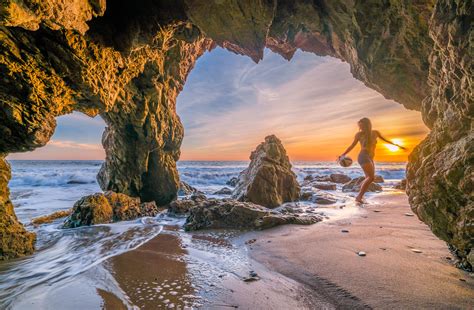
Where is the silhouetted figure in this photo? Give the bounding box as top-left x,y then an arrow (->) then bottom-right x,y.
339,118 -> 406,203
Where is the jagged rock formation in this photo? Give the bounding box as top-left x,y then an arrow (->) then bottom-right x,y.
0,0 -> 471,266
0,158 -> 35,259
177,181 -> 200,196
182,198 -> 322,231
232,135 -> 300,208
406,1 -> 473,269
63,191 -> 159,228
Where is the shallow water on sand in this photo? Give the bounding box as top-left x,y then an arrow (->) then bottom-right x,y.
0,160 -> 407,308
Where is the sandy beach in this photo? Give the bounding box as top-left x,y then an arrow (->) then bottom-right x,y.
248,193 -> 474,309
98,192 -> 473,309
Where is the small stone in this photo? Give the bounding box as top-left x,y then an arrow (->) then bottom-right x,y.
411,249 -> 422,253
373,210 -> 381,213
405,213 -> 415,217
341,229 -> 349,233
357,251 -> 366,256
243,276 -> 260,282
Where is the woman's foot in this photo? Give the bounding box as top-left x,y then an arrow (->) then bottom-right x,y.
355,197 -> 365,204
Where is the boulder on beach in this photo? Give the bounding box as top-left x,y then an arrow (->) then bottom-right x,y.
314,196 -> 337,205
329,173 -> 351,184
178,181 -> 200,196
167,194 -> 207,215
31,209 -> 72,226
342,177 -> 383,192
63,191 -> 160,228
184,198 -> 322,231
302,175 -> 332,185
299,189 -> 314,201
213,187 -> 233,195
395,179 -> 407,190
311,182 -> 337,191
232,135 -> 300,208
374,175 -> 385,183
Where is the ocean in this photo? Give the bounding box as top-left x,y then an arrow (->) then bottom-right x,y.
0,160 -> 406,307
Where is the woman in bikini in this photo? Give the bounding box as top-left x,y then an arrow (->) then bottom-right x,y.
339,117 -> 406,203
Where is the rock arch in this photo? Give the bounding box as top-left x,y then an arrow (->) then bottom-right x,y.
0,0 -> 471,267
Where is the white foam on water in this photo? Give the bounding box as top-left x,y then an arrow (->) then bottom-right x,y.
1,160 -> 407,308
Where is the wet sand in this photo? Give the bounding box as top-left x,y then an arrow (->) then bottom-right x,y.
98,193 -> 473,309
249,193 -> 474,309
104,228 -> 328,309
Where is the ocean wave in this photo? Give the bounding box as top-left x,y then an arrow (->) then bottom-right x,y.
9,171 -> 97,187
0,216 -> 180,308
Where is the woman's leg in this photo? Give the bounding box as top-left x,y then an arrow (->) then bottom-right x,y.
356,161 -> 375,203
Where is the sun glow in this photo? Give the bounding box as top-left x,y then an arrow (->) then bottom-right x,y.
384,138 -> 404,153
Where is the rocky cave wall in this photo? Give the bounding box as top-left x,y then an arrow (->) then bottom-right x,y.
0,0 -> 472,266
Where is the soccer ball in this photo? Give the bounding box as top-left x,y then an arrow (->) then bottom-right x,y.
339,156 -> 353,167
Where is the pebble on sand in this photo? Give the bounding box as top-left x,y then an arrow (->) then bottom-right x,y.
341,229 -> 349,233
404,213 -> 415,217
357,251 -> 366,256
411,249 -> 423,253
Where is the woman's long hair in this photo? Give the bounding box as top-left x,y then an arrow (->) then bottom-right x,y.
358,117 -> 372,147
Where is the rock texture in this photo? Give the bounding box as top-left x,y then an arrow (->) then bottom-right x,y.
342,177 -> 383,193
329,174 -> 351,184
63,191 -> 160,228
406,1 -> 473,269
183,198 -> 322,231
0,157 -> 35,259
232,135 -> 300,208
177,181 -> 200,196
0,0 -> 471,266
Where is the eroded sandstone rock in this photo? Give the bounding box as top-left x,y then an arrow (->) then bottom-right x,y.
0,157 -> 35,259
63,191 -> 160,228
178,181 -> 200,196
395,179 -> 407,190
329,173 -> 351,184
184,198 -> 322,231
232,135 -> 300,208
406,0 -> 473,269
0,0 -> 470,266
310,182 -> 337,191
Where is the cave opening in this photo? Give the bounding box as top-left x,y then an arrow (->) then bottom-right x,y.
6,113 -> 105,224
4,46 -> 430,226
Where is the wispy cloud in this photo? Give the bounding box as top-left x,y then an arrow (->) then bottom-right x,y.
177,48 -> 428,161
8,47 -> 428,161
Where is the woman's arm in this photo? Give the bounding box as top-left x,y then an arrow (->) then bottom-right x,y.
340,133 -> 359,157
375,131 -> 407,150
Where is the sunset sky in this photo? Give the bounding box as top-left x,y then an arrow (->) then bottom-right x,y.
8,48 -> 428,162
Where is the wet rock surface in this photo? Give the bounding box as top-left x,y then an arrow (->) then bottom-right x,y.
342,177 -> 383,193
310,182 -> 337,191
213,187 -> 233,195
0,0 -> 470,266
395,179 -> 407,190
64,191 -> 160,228
226,177 -> 239,187
232,135 -> 300,208
178,181 -> 200,196
183,198 -> 322,231
329,174 -> 351,184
